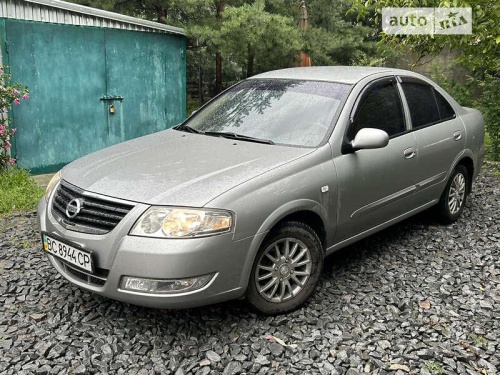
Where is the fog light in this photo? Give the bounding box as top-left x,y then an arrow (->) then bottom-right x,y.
120,274 -> 215,294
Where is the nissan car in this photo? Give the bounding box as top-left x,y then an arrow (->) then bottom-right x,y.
38,66 -> 484,314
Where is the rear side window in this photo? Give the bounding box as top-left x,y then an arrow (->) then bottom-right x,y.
434,90 -> 456,120
401,81 -> 456,128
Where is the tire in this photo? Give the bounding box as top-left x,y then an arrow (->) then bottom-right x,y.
247,221 -> 323,315
436,164 -> 468,224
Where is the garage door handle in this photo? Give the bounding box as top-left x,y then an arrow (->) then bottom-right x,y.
454,131 -> 462,141
404,147 -> 416,159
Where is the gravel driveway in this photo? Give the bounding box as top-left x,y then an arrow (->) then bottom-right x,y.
1,165 -> 499,375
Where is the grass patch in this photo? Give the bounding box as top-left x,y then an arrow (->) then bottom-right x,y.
424,361 -> 444,375
0,168 -> 44,215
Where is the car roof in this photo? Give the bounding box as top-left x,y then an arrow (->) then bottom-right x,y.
250,66 -> 418,85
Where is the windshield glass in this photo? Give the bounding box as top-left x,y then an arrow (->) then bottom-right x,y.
183,79 -> 351,147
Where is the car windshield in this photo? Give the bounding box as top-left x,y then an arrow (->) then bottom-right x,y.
182,79 -> 351,147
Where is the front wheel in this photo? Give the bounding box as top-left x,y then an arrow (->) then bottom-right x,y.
247,221 -> 323,315
436,164 -> 468,224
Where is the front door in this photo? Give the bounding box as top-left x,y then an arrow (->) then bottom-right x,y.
333,78 -> 419,243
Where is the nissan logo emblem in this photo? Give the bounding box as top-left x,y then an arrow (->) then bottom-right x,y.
66,199 -> 83,219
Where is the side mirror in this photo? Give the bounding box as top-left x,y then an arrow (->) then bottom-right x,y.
351,128 -> 389,151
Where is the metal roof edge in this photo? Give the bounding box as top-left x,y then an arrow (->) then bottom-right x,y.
22,0 -> 185,35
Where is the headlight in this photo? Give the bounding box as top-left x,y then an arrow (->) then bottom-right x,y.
44,171 -> 61,202
130,207 -> 233,238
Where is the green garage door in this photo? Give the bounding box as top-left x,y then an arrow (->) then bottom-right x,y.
5,20 -> 186,173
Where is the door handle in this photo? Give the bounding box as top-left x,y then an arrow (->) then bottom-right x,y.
453,131 -> 462,141
403,147 -> 416,159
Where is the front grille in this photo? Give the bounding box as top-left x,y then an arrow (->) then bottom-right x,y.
52,180 -> 135,234
56,258 -> 108,287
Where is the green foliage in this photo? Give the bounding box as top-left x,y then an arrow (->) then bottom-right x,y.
479,75 -> 500,161
349,0 -> 499,74
219,1 -> 301,75
424,361 -> 444,375
196,0 -> 378,86
471,334 -> 489,350
429,62 -> 476,107
69,0 -> 202,24
189,0 -> 302,79
350,0 -> 500,160
0,168 -> 44,215
305,0 -> 377,66
186,97 -> 202,116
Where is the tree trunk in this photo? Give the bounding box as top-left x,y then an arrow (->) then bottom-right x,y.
154,6 -> 165,23
215,52 -> 223,94
215,1 -> 225,95
246,49 -> 255,78
198,60 -> 204,103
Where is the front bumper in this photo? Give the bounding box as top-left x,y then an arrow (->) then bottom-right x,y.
37,197 -> 256,309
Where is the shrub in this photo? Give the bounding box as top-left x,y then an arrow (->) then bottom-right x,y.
479,75 -> 500,161
431,65 -> 500,161
0,66 -> 29,169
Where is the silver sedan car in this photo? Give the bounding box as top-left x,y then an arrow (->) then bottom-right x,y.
38,66 -> 484,314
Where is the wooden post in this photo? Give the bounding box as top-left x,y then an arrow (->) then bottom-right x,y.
298,0 -> 311,67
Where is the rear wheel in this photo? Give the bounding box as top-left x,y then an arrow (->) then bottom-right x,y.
437,165 -> 468,224
247,221 -> 323,315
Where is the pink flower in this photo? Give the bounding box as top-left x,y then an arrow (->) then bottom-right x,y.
22,94 -> 29,100
0,129 -> 4,136
12,128 -> 17,134
4,140 -> 11,149
9,158 -> 16,165
3,107 -> 8,113
11,89 -> 20,96
14,98 -> 20,105
0,69 -> 3,74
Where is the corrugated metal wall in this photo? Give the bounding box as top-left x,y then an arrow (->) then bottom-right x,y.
1,0 -> 186,174
0,0 -> 184,34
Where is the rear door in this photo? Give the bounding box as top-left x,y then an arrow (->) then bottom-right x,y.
333,77 -> 419,243
398,77 -> 466,204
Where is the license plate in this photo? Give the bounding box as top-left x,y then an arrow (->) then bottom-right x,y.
42,233 -> 93,273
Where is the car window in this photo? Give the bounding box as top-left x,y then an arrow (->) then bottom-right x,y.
401,81 -> 455,128
434,89 -> 456,121
183,79 -> 351,147
348,80 -> 405,140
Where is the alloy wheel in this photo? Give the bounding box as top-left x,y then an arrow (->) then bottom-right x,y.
448,172 -> 466,214
254,237 -> 312,303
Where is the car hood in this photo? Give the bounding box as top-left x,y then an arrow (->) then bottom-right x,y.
62,129 -> 314,207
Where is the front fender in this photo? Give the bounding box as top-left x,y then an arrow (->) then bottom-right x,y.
237,199 -> 329,291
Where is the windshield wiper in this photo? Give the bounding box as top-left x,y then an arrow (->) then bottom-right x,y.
174,126 -> 274,145
174,124 -> 202,134
204,131 -> 275,145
